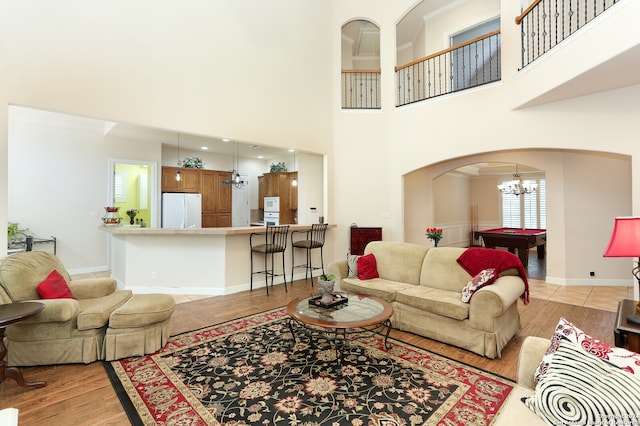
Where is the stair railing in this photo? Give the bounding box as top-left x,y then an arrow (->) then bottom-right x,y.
394,30 -> 501,107
516,0 -> 622,69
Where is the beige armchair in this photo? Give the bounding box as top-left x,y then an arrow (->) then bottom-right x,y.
0,251 -> 132,366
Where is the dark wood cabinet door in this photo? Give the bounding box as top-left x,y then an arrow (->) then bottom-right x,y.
216,172 -> 232,212
350,227 -> 382,255
161,167 -> 182,192
181,169 -> 201,193
161,167 -> 201,193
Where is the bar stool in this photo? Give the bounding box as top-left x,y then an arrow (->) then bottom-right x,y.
250,225 -> 290,295
290,223 -> 328,285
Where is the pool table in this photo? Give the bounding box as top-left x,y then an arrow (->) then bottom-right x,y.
474,227 -> 546,268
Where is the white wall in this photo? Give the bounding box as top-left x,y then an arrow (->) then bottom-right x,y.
409,150 -> 632,285
0,1 -> 333,269
330,0 -> 640,288
8,107 -> 162,272
2,0 -> 639,289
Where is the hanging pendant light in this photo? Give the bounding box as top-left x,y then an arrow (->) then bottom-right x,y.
175,133 -> 182,181
497,164 -> 537,195
291,150 -> 298,187
224,141 -> 247,188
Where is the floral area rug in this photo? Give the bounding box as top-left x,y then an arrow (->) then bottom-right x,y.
105,308 -> 514,425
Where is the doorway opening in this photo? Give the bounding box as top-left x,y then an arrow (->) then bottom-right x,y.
108,159 -> 158,228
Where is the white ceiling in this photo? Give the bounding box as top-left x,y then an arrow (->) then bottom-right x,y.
105,121 -> 289,160
10,106 -> 293,160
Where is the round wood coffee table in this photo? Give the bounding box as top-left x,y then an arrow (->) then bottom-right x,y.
0,301 -> 46,389
286,293 -> 393,360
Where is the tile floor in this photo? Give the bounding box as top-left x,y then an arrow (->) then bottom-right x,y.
527,279 -> 631,312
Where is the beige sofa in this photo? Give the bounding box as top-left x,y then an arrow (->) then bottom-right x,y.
493,336 -> 549,425
327,241 -> 526,358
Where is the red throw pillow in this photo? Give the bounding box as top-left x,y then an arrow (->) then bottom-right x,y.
37,270 -> 75,299
357,253 -> 379,280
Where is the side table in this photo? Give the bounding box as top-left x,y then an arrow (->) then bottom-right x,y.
0,302 -> 46,389
614,299 -> 640,353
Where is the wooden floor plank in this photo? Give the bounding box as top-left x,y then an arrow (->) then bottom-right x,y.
0,279 -> 618,425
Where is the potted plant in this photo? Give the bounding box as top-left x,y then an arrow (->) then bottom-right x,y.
7,222 -> 26,243
317,273 -> 336,304
269,162 -> 287,173
181,157 -> 204,169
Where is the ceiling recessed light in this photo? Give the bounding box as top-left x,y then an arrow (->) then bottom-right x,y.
222,138 -> 230,142
258,155 -> 264,159
201,146 -> 209,150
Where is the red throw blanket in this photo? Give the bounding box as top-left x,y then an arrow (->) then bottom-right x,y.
457,248 -> 529,304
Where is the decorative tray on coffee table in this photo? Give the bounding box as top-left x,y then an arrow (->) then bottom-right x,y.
308,294 -> 348,309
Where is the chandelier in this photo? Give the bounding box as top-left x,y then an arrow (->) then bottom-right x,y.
497,164 -> 537,196
224,141 -> 247,189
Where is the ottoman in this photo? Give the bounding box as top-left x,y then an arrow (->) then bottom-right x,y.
103,294 -> 175,361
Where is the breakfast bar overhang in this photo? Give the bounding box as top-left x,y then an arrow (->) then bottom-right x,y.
100,225 -> 335,296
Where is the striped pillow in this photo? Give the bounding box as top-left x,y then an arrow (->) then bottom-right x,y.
347,253 -> 359,278
535,318 -> 640,385
523,341 -> 640,425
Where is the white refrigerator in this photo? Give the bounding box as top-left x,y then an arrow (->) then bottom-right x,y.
162,193 -> 202,228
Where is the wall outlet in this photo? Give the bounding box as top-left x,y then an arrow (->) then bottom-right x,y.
589,271 -> 595,277
151,272 -> 157,280
90,211 -> 98,218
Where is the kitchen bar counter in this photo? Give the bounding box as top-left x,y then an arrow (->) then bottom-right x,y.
100,224 -> 335,296
100,223 -> 330,236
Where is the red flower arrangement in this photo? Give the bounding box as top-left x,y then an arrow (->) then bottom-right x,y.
425,227 -> 443,247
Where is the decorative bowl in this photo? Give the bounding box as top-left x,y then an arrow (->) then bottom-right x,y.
105,207 -> 120,212
102,217 -> 122,226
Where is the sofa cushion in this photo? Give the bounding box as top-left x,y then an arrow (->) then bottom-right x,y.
37,270 -> 75,299
419,247 -> 471,292
395,286 -> 469,321
364,241 -> 428,285
340,278 -> 416,303
357,253 -> 379,280
523,341 -> 640,426
535,317 -> 640,384
109,294 -> 175,328
76,290 -> 132,330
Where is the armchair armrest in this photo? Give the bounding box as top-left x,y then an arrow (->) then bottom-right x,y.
468,275 -> 525,332
68,277 -> 117,299
21,298 -> 79,324
327,260 -> 348,291
517,336 -> 551,390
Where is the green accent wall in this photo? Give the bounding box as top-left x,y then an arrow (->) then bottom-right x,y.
114,164 -> 152,226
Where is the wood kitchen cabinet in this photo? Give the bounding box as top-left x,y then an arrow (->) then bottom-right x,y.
289,172 -> 298,210
258,172 -> 298,224
258,176 -> 265,210
161,167 -> 201,193
201,170 -> 232,227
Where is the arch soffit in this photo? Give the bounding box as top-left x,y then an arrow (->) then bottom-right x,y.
402,148 -> 632,180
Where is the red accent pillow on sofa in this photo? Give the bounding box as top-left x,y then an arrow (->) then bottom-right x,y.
357,253 -> 379,280
37,270 -> 75,299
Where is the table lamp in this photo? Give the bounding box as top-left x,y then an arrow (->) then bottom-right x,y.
603,217 -> 640,324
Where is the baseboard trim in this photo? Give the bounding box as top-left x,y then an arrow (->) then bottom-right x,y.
545,276 -> 632,287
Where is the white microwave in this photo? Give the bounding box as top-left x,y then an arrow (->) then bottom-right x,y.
264,196 -> 280,212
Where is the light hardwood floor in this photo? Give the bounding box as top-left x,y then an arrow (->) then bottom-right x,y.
0,273 -> 629,425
